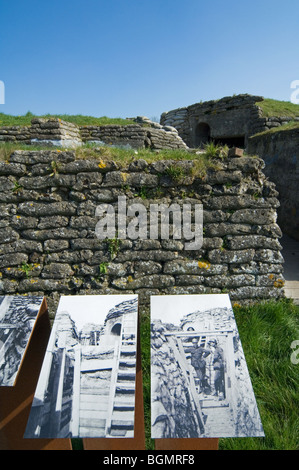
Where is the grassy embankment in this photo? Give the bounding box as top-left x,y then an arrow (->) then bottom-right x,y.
0,111 -> 135,127
255,98 -> 299,135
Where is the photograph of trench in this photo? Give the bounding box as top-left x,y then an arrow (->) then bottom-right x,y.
0,296 -> 44,387
151,294 -> 264,439
24,294 -> 138,439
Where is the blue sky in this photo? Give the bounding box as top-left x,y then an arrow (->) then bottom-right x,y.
0,0 -> 299,119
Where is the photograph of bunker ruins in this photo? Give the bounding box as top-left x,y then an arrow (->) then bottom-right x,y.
151,294 -> 264,439
0,296 -> 44,387
24,294 -> 138,439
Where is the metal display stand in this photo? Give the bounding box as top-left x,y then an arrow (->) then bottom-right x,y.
0,297 -> 72,450
155,438 -> 219,450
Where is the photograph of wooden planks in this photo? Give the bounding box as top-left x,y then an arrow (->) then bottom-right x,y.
24,294 -> 138,439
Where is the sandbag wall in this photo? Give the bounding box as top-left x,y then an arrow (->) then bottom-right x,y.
0,118 -> 188,150
0,150 -> 285,317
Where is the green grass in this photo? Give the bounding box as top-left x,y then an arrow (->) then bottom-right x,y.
0,111 -> 135,127
0,141 -> 190,164
140,308 -> 153,449
253,120 -> 299,137
219,299 -> 299,450
75,143 -> 192,164
0,142 -> 52,162
0,141 -> 223,180
140,299 -> 299,451
257,98 -> 299,118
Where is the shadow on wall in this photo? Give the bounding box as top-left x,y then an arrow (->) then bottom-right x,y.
247,127 -> 299,242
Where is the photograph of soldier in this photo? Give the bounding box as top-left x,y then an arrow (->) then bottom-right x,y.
187,338 -> 211,394
151,294 -> 265,438
208,339 -> 225,399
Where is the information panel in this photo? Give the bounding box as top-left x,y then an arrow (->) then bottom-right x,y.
151,294 -> 264,439
0,296 -> 44,387
25,294 -> 138,439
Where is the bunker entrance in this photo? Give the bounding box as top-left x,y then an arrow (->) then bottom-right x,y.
213,135 -> 245,148
194,123 -> 210,147
194,122 -> 245,149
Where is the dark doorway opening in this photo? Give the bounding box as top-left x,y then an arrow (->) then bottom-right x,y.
111,323 -> 122,336
195,123 -> 210,147
213,135 -> 245,148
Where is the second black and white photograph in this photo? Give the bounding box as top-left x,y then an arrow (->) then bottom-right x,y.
151,294 -> 265,439
24,294 -> 138,439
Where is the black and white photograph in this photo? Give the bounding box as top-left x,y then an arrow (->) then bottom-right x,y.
0,296 -> 44,387
151,294 -> 265,439
24,294 -> 138,439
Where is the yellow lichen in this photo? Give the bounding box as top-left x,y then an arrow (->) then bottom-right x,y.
98,160 -> 106,169
274,279 -> 285,288
198,260 -> 211,270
